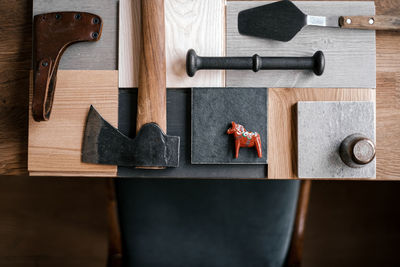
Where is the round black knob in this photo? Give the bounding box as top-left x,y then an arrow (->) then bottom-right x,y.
186,49 -> 199,77
313,51 -> 325,76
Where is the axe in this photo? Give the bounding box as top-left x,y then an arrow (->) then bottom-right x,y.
82,0 -> 180,168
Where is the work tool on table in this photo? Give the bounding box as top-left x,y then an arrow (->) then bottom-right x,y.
82,0 -> 180,168
186,49 -> 325,76
238,0 -> 400,42
32,12 -> 102,121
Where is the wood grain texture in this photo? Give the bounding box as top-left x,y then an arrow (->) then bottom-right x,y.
28,70 -> 118,176
119,0 -> 141,88
376,31 -> 400,179
268,88 -> 376,179
287,180 -> 311,267
226,1 -> 376,88
340,15 -> 400,30
106,180 -> 122,267
0,0 -> 32,175
137,0 -> 167,132
119,0 -> 225,88
33,0 -> 118,70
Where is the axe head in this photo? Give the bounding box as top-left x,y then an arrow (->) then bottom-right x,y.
82,105 -> 180,167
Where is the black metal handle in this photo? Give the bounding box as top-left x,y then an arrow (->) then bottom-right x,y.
186,49 -> 325,77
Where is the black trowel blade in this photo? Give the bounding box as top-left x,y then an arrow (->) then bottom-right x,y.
238,0 -> 307,42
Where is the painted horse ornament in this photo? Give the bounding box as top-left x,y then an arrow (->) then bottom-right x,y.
227,122 -> 262,158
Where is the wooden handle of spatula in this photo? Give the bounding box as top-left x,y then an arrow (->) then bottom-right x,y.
339,15 -> 400,31
137,0 -> 166,133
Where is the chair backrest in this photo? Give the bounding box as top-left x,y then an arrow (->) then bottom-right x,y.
113,179 -> 302,267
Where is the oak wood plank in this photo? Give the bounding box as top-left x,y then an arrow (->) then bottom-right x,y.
374,0 -> 400,180
28,70 -> 118,177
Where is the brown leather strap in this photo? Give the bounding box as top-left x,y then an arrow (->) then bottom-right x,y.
32,12 -> 103,121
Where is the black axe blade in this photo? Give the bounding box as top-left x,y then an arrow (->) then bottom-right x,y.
238,0 -> 307,42
82,105 -> 180,167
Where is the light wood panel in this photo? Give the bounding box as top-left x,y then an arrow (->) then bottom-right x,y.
28,70 -> 118,177
268,88 -> 376,179
119,0 -> 225,88
376,31 -> 400,179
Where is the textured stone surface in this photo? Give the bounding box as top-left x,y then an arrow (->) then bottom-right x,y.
33,0 -> 118,70
226,1 -> 376,88
118,89 -> 267,178
192,88 -> 268,164
297,101 -> 376,178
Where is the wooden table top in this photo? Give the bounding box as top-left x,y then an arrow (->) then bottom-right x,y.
1,0 -> 399,179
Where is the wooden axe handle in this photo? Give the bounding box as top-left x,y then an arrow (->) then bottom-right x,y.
137,0 -> 166,133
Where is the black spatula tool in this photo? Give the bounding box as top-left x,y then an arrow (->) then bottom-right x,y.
238,0 -> 400,42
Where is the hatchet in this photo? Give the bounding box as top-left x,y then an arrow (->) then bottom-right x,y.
81,0 -> 180,168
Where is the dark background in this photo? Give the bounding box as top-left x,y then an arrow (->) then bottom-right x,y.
1,177 -> 400,267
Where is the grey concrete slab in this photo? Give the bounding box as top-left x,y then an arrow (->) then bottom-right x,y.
33,0 -> 118,70
297,101 -> 376,178
191,88 -> 268,164
226,1 -> 376,88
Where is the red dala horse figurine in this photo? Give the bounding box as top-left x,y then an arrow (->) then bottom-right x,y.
227,122 -> 262,159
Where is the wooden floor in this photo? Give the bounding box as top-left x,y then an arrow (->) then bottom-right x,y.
0,176 -> 108,267
1,177 -> 400,267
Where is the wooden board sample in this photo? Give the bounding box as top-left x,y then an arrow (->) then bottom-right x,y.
226,1 -> 376,88
28,70 -> 118,176
119,0 -> 225,88
33,0 -> 118,70
268,88 -> 376,179
376,31 -> 400,179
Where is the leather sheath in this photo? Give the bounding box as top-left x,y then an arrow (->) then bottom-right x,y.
32,12 -> 103,121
